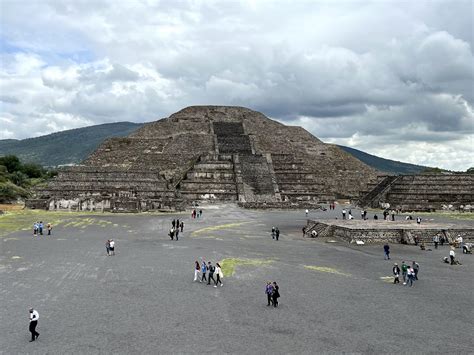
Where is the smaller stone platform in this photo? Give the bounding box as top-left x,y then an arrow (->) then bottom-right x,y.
305,219 -> 474,244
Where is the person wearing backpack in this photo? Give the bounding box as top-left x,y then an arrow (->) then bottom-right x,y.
207,262 -> 216,285
200,261 -> 207,283
214,262 -> 224,287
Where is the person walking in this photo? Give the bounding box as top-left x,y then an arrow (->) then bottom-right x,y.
28,308 -> 40,342
33,222 -> 38,237
207,262 -> 216,285
105,239 -> 110,256
38,221 -> 44,236
401,261 -> 408,285
214,262 -> 224,287
392,263 -> 400,284
272,281 -> 280,307
47,223 -> 52,236
180,221 -> 184,233
342,209 -> 346,220
265,282 -> 274,306
271,227 -> 275,240
406,267 -> 415,287
199,209 -> 202,218
175,227 -> 179,241
275,228 -> 280,241
109,239 -> 115,256
172,219 -> 176,228
412,261 -> 420,280
200,261 -> 207,283
169,227 -> 174,240
305,209 -> 309,217
194,261 -> 200,282
433,234 -> 439,249
383,244 -> 390,260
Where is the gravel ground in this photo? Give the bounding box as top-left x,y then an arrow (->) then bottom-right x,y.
0,204 -> 472,354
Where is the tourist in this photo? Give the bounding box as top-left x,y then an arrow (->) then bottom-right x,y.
199,209 -> 203,218
406,267 -> 415,287
433,234 -> 439,249
383,210 -> 388,220
105,239 -> 110,256
28,308 -> 40,342
440,235 -> 445,246
175,227 -> 179,241
416,217 -> 421,225
272,281 -> 280,307
305,209 -> 309,217
180,221 -> 184,233
412,261 -> 420,280
383,244 -> 390,260
401,261 -> 408,284
38,221 -> 43,235
391,210 -> 395,221
194,261 -> 200,282
373,214 -> 378,220
272,227 -> 275,239
363,210 -> 367,220
342,209 -> 346,220
214,262 -> 223,287
449,248 -> 456,265
169,227 -> 174,240
47,222 -> 52,236
33,222 -> 38,237
456,235 -> 463,249
109,239 -> 115,256
392,263 -> 400,284
360,210 -> 364,220
201,261 -> 207,283
348,213 -> 354,220
302,227 -> 306,237
265,281 -> 274,306
207,261 -> 216,285
172,219 -> 176,228
275,228 -> 280,241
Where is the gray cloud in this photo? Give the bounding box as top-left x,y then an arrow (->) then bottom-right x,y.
0,0 -> 472,170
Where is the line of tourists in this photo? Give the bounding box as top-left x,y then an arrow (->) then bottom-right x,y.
392,261 -> 420,286
194,260 -> 224,287
33,221 -> 53,236
169,219 -> 184,240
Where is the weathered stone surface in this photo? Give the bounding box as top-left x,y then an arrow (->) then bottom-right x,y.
359,174 -> 474,211
32,106 -> 378,211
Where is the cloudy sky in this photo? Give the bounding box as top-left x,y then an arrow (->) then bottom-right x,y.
1,0 -> 473,170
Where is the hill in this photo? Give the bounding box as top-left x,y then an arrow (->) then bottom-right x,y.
337,145 -> 429,174
0,121 -> 431,174
0,122 -> 143,166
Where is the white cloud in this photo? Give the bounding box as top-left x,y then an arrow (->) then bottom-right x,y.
0,0 -> 473,170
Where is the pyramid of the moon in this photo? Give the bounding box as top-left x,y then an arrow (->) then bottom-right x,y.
32,106 -> 378,211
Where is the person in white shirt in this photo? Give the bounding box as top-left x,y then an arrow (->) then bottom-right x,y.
109,239 -> 115,256
449,248 -> 456,265
29,308 -> 39,342
214,262 -> 224,287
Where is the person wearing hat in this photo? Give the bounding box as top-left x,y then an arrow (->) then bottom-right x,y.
28,308 -> 39,342
392,263 -> 400,284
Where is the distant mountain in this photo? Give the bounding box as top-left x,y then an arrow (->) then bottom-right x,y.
337,145 -> 429,174
0,121 -> 431,174
0,122 -> 144,166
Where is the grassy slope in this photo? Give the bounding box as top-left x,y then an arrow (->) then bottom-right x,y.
0,122 -> 143,166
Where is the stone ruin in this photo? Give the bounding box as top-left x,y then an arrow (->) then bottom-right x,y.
29,106 -> 378,211
358,174 -> 474,212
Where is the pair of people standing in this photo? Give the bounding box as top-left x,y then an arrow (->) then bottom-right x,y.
105,239 -> 115,256
265,281 -> 280,307
191,209 -> 202,219
271,227 -> 280,241
195,260 -> 223,287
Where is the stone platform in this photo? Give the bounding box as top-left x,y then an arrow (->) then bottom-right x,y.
305,219 -> 474,243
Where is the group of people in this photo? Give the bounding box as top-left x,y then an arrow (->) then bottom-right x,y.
191,209 -> 202,219
194,260 -> 224,287
33,221 -> 52,236
392,261 -> 420,286
265,281 -> 280,307
105,239 -> 116,256
271,227 -> 280,241
169,219 -> 184,240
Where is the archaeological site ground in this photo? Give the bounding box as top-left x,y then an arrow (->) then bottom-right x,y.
0,204 -> 473,353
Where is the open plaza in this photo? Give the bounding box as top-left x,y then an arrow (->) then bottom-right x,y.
1,204 -> 473,354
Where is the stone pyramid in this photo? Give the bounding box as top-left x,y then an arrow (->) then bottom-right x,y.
33,106 -> 378,211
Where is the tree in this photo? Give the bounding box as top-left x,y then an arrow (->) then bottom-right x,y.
0,155 -> 21,173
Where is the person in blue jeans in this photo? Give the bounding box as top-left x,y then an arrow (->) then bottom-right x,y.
383,244 -> 390,260
200,261 -> 207,283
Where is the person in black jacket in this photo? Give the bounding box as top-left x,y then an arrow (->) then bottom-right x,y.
272,281 -> 280,307
207,262 -> 216,285
392,263 -> 400,284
